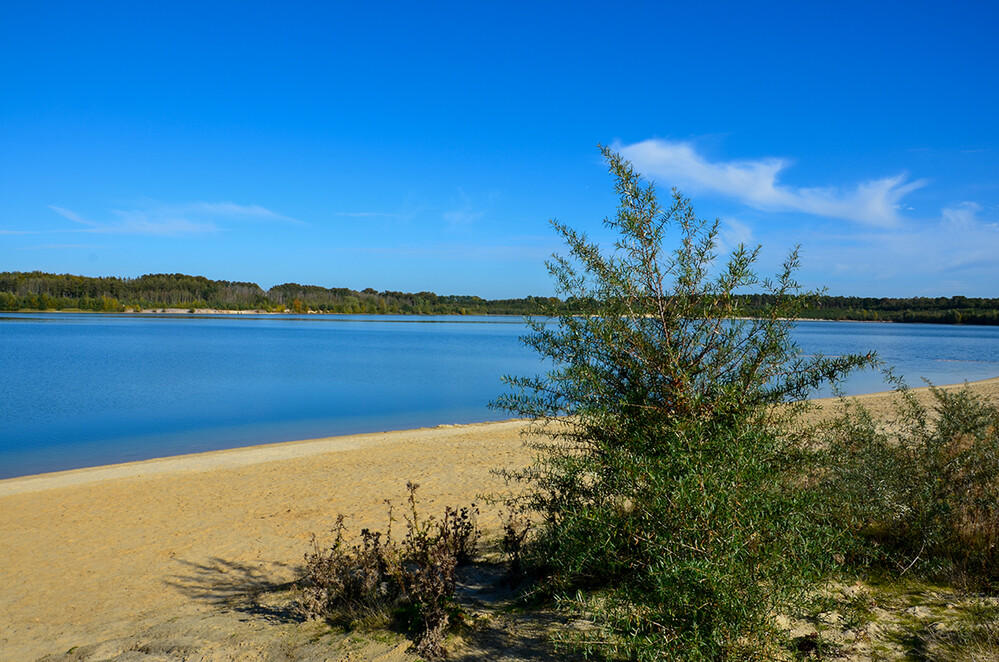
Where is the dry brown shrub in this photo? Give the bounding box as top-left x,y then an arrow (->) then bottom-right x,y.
300,483 -> 480,659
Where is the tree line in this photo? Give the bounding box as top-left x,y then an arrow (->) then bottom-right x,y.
742,292 -> 999,324
0,271 -> 556,315
1,270 -> 997,324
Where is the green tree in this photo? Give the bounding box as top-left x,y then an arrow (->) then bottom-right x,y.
494,147 -> 873,660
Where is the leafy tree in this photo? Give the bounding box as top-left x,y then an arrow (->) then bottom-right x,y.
494,147 -> 873,660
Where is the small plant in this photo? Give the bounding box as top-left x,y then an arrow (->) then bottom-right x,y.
437,503 -> 481,567
398,483 -> 479,658
841,589 -> 876,631
300,482 -> 480,659
300,514 -> 402,625
500,507 -> 532,584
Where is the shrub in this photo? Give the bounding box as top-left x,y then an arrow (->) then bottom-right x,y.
301,482 -> 480,659
397,484 -> 480,658
300,514 -> 402,625
492,147 -> 872,660
500,506 -> 532,584
820,383 -> 999,584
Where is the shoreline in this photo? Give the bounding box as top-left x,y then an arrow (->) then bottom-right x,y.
4,375 -> 999,494
1,309 -> 530,317
0,419 -> 530,496
2,377 -> 998,660
5,309 -> 999,325
0,418 -> 535,660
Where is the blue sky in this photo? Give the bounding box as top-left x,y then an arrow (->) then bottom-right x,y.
2,1 -> 997,298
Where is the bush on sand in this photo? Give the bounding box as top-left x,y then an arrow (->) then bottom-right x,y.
493,147 -> 873,660
819,382 -> 999,586
301,482 -> 479,659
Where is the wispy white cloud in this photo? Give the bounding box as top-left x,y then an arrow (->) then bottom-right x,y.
803,202 -> 999,294
718,218 -> 754,253
443,188 -> 488,228
935,202 -> 999,274
106,209 -> 219,235
941,201 -> 986,231
48,205 -> 102,227
18,243 -> 103,250
615,139 -> 927,228
158,202 -> 302,224
443,208 -> 485,227
42,201 -> 299,236
332,211 -> 409,218
318,241 -> 551,261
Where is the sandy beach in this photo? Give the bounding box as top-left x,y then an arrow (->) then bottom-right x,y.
3,378 -> 999,661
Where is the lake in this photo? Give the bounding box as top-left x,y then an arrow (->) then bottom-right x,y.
2,313 -> 998,479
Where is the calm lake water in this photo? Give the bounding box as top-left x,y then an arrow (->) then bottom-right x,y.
2,313 -> 998,479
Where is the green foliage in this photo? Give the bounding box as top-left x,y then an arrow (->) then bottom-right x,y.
3,269 -> 998,322
742,293 -> 999,325
819,383 -> 999,584
493,147 -> 873,660
0,271 -> 558,315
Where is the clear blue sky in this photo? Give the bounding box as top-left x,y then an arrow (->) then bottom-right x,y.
2,1 -> 997,298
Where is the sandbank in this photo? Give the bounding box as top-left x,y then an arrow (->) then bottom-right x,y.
2,379 -> 998,660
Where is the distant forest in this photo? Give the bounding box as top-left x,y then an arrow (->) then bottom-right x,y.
2,271 -> 998,325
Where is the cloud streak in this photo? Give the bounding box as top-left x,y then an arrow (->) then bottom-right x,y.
155,202 -> 302,224
44,201 -> 299,236
615,139 -> 927,228
318,240 -> 552,261
802,201 -> 999,294
48,205 -> 102,228
17,243 -> 103,250
332,211 -> 409,218
442,188 -> 488,228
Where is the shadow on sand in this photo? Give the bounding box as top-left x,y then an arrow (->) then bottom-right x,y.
162,556 -> 580,661
166,557 -> 304,625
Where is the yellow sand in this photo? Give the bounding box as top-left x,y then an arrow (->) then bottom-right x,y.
2,379 -> 998,660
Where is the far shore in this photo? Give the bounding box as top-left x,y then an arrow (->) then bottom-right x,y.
4,309 -> 997,325
3,308 -> 528,316
2,377 -> 998,660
